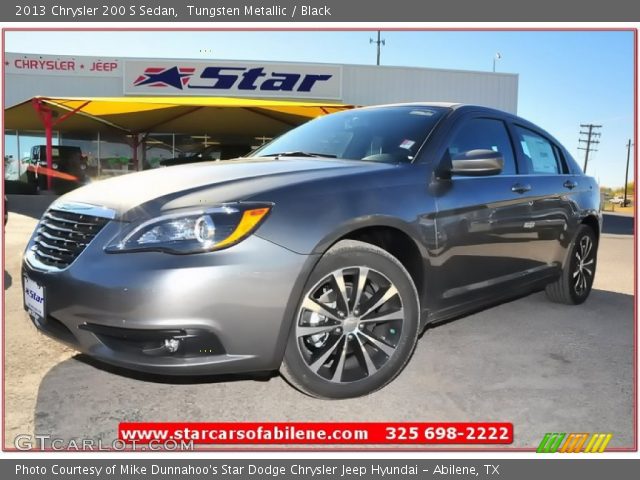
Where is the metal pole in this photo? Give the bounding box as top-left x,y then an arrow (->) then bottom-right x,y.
376,31 -> 381,66
96,131 -> 101,177
624,139 -> 632,206
44,110 -> 53,191
583,124 -> 593,173
493,58 -> 496,72
16,130 -> 21,178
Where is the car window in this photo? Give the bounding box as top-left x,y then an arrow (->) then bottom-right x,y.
253,106 -> 447,163
514,126 -> 562,175
448,118 -> 516,175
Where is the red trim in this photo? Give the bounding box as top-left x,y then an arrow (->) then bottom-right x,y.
52,100 -> 91,126
1,26 -> 638,454
30,98 -> 54,190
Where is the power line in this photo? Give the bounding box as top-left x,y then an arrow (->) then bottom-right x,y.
624,139 -> 634,206
370,31 -> 385,66
577,124 -> 602,173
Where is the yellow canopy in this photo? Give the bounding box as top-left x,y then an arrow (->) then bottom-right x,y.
5,96 -> 352,137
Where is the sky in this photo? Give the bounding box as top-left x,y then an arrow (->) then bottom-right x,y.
4,30 -> 635,187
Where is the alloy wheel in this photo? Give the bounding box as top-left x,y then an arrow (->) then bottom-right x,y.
573,235 -> 594,296
295,266 -> 405,384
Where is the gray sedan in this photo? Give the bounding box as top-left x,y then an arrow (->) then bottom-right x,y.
22,103 -> 601,398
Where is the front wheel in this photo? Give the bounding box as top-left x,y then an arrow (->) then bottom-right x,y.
545,224 -> 597,305
281,240 -> 420,399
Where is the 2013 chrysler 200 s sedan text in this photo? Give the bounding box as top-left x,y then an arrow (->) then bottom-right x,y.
23,103 -> 601,399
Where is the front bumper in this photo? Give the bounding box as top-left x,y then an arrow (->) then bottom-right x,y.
22,221 -> 316,376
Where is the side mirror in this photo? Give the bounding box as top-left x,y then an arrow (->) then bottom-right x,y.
451,149 -> 504,176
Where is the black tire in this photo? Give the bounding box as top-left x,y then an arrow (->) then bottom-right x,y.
281,240 -> 420,399
545,224 -> 597,305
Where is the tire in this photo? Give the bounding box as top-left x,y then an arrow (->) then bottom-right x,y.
545,224 -> 597,305
281,240 -> 420,399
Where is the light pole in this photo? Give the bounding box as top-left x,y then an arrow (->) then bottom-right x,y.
370,31 -> 386,66
493,52 -> 502,72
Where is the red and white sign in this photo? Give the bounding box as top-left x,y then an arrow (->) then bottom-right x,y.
119,422 -> 514,445
124,59 -> 342,99
5,52 -> 121,77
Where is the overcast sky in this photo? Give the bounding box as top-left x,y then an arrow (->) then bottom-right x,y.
5,30 -> 635,187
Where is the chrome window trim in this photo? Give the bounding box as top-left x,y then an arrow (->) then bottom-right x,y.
48,201 -> 117,220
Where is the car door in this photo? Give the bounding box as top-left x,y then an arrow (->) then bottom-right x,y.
431,114 -> 543,311
509,124 -> 573,270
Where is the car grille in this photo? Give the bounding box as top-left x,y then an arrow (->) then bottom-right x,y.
32,209 -> 110,268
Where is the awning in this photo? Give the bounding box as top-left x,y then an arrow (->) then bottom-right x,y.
4,96 -> 352,137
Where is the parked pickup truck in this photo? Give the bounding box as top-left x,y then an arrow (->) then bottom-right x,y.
24,145 -> 89,194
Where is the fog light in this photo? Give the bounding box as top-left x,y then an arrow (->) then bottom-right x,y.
164,338 -> 180,353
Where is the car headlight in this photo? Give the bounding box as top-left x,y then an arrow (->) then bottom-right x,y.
105,203 -> 271,254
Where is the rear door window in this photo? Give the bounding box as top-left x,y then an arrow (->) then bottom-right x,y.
514,126 -> 563,175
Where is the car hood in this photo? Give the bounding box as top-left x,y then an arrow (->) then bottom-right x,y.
56,157 -> 393,217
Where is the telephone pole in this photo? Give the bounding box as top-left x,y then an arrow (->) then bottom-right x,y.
624,139 -> 634,207
370,31 -> 385,66
578,124 -> 602,173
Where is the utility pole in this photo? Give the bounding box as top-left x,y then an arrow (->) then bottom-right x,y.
370,31 -> 385,66
578,124 -> 602,173
624,139 -> 634,207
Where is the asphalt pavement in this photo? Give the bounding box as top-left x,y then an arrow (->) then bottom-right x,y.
3,195 -> 634,450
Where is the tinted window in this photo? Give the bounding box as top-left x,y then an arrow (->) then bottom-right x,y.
254,106 -> 447,163
448,118 -> 516,175
515,126 -> 562,174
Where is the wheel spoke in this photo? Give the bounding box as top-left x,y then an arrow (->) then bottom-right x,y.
583,237 -> 593,258
354,334 -> 378,375
332,271 -> 351,314
573,268 -> 580,278
582,259 -> 594,267
358,330 -> 396,357
583,267 -> 593,277
359,307 -> 405,324
296,264 -> 406,385
359,285 -> 399,319
309,335 -> 342,373
331,337 -> 349,382
352,267 -> 369,312
301,297 -> 340,322
297,323 -> 340,337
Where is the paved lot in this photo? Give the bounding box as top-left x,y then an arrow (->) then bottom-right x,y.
3,196 -> 634,449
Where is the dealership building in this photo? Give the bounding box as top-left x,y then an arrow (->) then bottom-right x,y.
4,52 -> 518,179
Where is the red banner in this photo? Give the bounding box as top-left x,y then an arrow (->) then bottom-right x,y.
119,422 -> 513,445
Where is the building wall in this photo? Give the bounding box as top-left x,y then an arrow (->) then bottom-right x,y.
5,53 -> 519,113
342,64 -> 518,113
6,74 -> 122,106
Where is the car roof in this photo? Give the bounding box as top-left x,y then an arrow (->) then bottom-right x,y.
359,102 -> 462,110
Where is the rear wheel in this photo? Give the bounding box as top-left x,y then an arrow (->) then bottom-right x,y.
545,224 -> 597,305
281,240 -> 420,399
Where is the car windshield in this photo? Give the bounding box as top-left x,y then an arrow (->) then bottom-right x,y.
253,106 -> 448,163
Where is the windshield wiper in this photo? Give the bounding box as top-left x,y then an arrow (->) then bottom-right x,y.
260,151 -> 337,158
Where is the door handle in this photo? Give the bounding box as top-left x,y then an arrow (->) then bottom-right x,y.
511,183 -> 532,194
563,180 -> 578,190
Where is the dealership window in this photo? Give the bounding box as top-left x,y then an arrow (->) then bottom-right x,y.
145,134 -> 176,169
4,131 -> 18,180
60,132 -> 99,176
514,126 -> 562,175
4,130 -> 60,181
448,118 -> 516,175
97,132 -> 135,176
